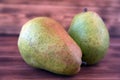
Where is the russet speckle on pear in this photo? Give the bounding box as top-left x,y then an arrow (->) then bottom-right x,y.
18,17 -> 82,75
68,11 -> 109,65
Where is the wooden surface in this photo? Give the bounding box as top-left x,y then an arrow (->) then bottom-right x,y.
0,0 -> 120,37
0,0 -> 120,80
0,36 -> 120,80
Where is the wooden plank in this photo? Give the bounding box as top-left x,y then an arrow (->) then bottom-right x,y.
0,36 -> 120,80
0,0 -> 120,8
0,0 -> 120,37
0,5 -> 119,35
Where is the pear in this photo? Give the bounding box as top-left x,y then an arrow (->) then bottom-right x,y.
68,10 -> 109,65
18,17 -> 82,75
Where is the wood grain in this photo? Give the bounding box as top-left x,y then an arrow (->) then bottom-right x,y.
0,1 -> 120,79
0,36 -> 120,80
0,0 -> 120,37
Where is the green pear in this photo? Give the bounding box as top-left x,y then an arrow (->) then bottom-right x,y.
18,17 -> 82,75
68,10 -> 109,65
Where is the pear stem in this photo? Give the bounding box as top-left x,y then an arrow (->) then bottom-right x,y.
84,8 -> 88,12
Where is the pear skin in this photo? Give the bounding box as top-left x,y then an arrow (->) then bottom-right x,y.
18,17 -> 82,75
68,11 -> 109,65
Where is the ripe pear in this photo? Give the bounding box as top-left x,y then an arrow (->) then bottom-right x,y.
68,10 -> 109,65
18,17 -> 82,75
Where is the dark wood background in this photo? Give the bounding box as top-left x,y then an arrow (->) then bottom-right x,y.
0,0 -> 120,80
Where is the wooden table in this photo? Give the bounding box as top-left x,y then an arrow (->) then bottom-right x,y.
0,0 -> 120,79
0,36 -> 120,80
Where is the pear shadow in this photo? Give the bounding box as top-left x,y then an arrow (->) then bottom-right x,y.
81,61 -> 100,67
32,68 -> 76,78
